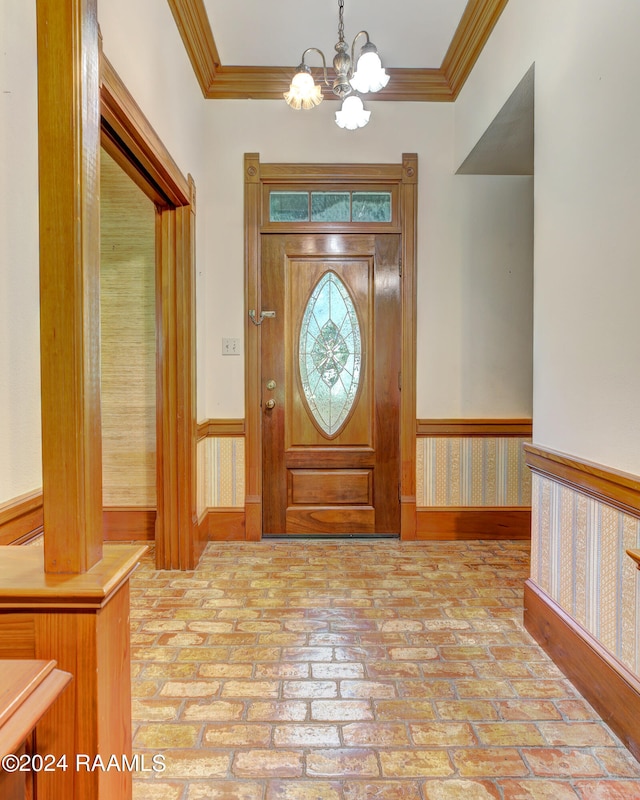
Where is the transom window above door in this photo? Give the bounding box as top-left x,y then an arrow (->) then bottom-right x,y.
262,184 -> 399,230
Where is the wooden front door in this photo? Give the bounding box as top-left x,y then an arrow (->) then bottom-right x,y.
261,233 -> 401,535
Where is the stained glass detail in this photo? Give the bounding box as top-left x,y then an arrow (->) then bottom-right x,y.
352,191 -> 392,222
269,192 -> 309,222
299,272 -> 362,437
269,190 -> 392,223
311,192 -> 350,222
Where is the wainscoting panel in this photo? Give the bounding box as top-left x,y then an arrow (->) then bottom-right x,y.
0,491 -> 43,546
524,444 -> 640,759
530,472 -> 640,675
417,435 -> 532,506
416,421 -> 532,539
198,437 -> 245,509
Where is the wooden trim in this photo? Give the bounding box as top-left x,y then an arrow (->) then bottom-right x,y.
524,443 -> 640,520
100,55 -> 191,207
417,507 -> 531,540
417,418 -> 532,436
167,0 -> 220,96
260,163 -> 405,184
244,154 -> 417,541
627,549 -> 640,569
37,0 -> 103,574
102,509 -> 156,542
244,154 -> 263,542
400,155 -> 418,540
0,544 -> 146,610
197,419 -> 246,440
524,579 -> 640,762
0,660 -> 72,759
205,509 -> 246,541
100,56 -> 198,570
0,492 -> 44,547
0,659 -> 71,799
442,0 -> 510,98
205,66 -> 453,102
167,0 -> 508,102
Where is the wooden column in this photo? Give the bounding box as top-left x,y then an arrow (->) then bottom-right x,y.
244,154 -> 263,541
36,0 -> 102,573
400,154 -> 418,540
0,6 -> 148,800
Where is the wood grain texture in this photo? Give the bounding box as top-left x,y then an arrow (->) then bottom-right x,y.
100,55 -> 190,206
244,155 -> 416,540
206,509 -> 246,541
102,509 -> 156,541
286,507 -> 375,535
0,546 -> 142,800
524,579 -> 640,761
37,0 -> 103,574
100,150 -> 157,507
524,443 -> 640,519
100,55 -> 198,569
418,418 -> 532,436
400,155 -> 418,540
627,549 -> 640,569
0,660 -> 71,757
0,491 -> 44,546
0,544 -> 146,609
290,470 -> 372,506
205,65 -> 453,102
417,507 -> 531,540
244,154 -> 263,542
167,0 -> 508,102
0,616 -> 36,659
197,419 -> 246,440
261,234 -> 400,535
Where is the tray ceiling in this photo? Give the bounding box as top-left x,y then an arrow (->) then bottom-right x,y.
203,0 -> 469,69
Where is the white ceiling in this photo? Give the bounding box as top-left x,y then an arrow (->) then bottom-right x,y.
204,0 -> 469,69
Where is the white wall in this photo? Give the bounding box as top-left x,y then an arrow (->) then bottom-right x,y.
455,0 -> 640,474
201,99 -> 534,420
0,0 -> 536,507
99,0 -> 209,419
0,1 -> 41,502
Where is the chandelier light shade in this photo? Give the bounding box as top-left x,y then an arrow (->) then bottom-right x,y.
283,0 -> 389,130
335,95 -> 371,130
284,66 -> 323,110
350,43 -> 390,94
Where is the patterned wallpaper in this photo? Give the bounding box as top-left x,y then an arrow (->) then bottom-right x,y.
197,437 -> 245,515
531,474 -> 640,676
416,437 -> 532,507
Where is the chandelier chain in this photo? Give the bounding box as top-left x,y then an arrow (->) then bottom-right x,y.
338,0 -> 345,44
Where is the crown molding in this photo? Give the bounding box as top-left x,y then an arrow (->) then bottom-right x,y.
167,0 -> 220,95
442,0 -> 510,98
168,0 -> 509,102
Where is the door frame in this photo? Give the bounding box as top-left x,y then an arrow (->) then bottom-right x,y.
244,153 -> 418,540
100,54 -> 199,569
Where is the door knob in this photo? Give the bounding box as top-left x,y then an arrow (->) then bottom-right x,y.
265,399 -> 276,409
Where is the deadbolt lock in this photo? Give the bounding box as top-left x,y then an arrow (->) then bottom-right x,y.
266,380 -> 277,390
265,399 -> 276,409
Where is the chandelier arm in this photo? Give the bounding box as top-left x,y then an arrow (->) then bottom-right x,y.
350,30 -> 371,72
301,47 -> 331,87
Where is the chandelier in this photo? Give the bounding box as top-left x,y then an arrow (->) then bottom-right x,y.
284,0 -> 390,130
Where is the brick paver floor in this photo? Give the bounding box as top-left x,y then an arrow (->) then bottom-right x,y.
129,539 -> 640,799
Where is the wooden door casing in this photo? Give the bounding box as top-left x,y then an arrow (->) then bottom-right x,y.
261,234 -> 401,535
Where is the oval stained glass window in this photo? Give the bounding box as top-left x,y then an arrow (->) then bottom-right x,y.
298,271 -> 362,437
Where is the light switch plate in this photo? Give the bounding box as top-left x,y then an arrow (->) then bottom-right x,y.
222,337 -> 241,356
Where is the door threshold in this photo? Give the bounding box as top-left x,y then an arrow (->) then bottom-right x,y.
262,534 -> 400,540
